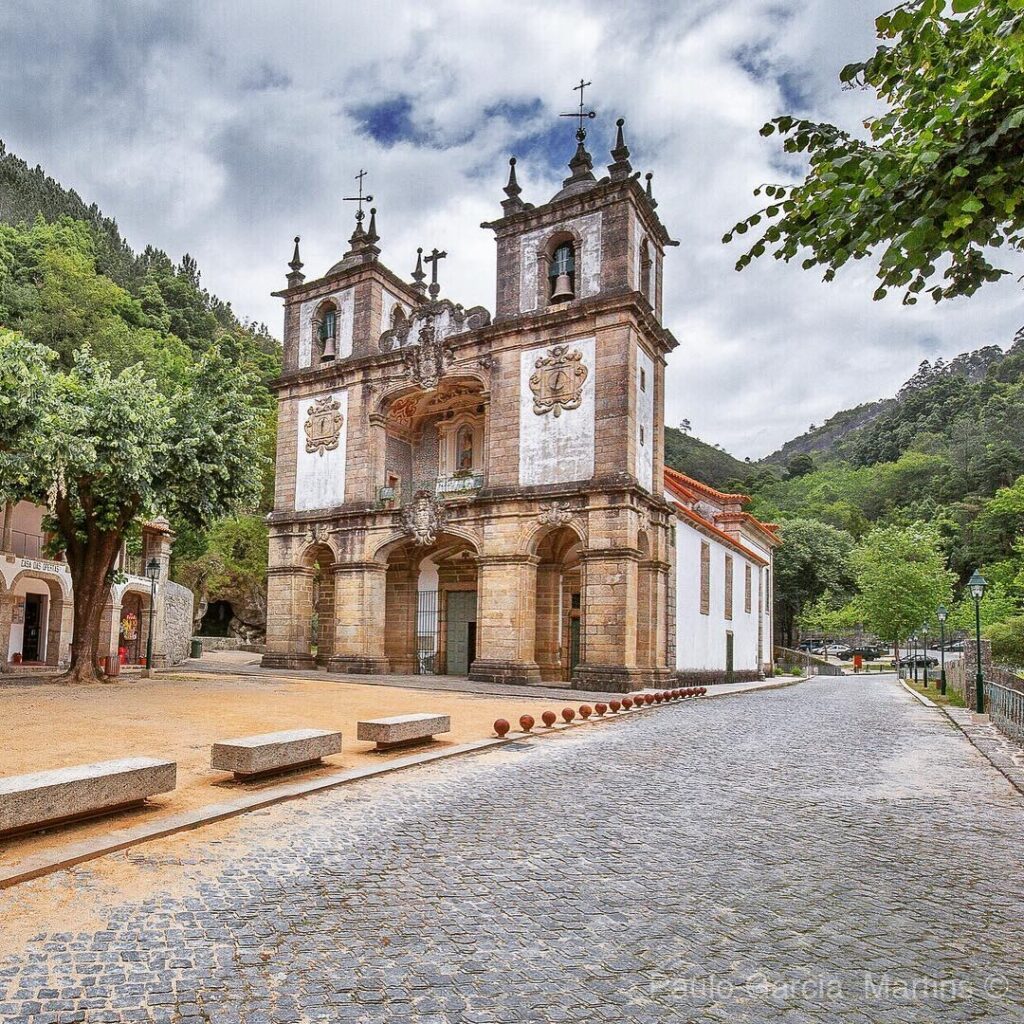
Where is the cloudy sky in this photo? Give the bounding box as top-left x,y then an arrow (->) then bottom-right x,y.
2,0 -> 1021,458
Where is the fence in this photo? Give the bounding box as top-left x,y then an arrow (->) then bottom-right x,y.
988,681 -> 1024,747
774,646 -> 844,677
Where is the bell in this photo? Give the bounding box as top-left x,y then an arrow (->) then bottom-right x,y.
550,272 -> 574,302
320,332 -> 336,361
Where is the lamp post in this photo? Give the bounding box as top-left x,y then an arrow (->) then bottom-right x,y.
921,624 -> 930,689
968,569 -> 988,715
144,557 -> 160,677
911,634 -> 919,684
937,605 -> 948,696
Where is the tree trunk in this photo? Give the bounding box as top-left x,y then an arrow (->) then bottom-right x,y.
60,529 -> 124,684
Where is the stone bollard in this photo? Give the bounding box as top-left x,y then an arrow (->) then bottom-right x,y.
494,719 -> 511,737
519,714 -> 535,732
542,710 -> 557,727
561,708 -> 576,723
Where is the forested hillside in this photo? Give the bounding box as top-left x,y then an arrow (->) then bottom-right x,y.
0,140 -> 279,638
663,426 -> 755,488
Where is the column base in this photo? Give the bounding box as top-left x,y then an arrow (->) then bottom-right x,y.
261,652 -> 315,670
327,655 -> 390,675
570,664 -> 660,693
468,659 -> 543,685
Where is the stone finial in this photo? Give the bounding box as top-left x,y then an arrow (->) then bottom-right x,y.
608,117 -> 632,181
565,139 -> 595,186
645,171 -> 658,210
411,247 -> 427,297
366,207 -> 379,246
287,235 -> 305,287
501,156 -> 525,215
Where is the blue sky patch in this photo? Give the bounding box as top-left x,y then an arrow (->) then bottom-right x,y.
351,95 -> 425,147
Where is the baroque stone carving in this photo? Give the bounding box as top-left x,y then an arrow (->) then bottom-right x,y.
303,523 -> 330,546
304,396 -> 344,456
530,345 -> 588,417
537,502 -> 575,527
401,491 -> 447,546
402,315 -> 453,390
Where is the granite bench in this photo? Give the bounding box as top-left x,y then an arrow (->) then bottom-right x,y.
210,728 -> 342,780
0,757 -> 177,838
357,713 -> 451,751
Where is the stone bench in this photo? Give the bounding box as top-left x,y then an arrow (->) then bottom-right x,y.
0,757 -> 177,838
210,728 -> 342,780
357,713 -> 451,751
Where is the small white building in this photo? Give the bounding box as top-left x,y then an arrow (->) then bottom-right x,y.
665,468 -> 779,682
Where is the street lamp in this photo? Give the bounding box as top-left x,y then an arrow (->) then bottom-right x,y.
968,569 -> 988,714
937,605 -> 948,696
910,634 -> 919,683
921,624 -> 930,689
144,557 -> 160,676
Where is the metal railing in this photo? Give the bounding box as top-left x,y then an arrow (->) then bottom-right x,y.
774,646 -> 844,677
987,680 -> 1024,747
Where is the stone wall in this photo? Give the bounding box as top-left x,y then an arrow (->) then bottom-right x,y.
191,635 -> 265,653
163,581 -> 194,666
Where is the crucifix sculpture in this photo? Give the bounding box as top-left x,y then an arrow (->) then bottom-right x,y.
424,247 -> 447,299
343,169 -> 374,226
560,78 -> 596,142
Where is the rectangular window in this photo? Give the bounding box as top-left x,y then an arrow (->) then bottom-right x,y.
700,542 -> 710,616
640,367 -> 647,392
724,554 -> 734,621
745,563 -> 752,614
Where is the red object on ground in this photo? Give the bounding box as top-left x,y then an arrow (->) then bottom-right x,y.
673,688 -> 682,699
579,705 -> 593,719
609,700 -> 621,713
494,719 -> 511,737
700,687 -> 707,695
519,714 -> 535,732
644,694 -> 655,706
561,707 -> 576,723
542,710 -> 557,727
594,702 -> 608,716
119,646 -> 128,666
622,697 -> 634,710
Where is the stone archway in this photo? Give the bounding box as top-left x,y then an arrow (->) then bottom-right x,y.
382,532 -> 479,676
7,570 -> 68,668
533,525 -> 584,683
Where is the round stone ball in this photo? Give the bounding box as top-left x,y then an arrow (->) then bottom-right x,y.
542,710 -> 557,727
609,700 -> 621,713
594,702 -> 608,716
519,714 -> 535,732
562,707 -> 576,723
579,705 -> 593,719
494,719 -> 511,737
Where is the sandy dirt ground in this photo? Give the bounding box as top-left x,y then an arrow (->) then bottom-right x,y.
0,671 -> 555,866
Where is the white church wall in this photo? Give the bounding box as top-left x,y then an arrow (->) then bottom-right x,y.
294,390 -> 348,512
380,289 -> 409,338
635,346 -> 654,492
518,337 -> 596,486
518,212 -> 602,313
674,521 -> 761,675
297,287 -> 355,368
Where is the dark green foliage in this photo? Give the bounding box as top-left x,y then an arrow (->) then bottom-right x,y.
663,426 -> 759,488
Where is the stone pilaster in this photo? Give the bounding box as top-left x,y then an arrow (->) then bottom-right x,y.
469,555 -> 542,684
262,566 -> 317,669
328,562 -> 389,673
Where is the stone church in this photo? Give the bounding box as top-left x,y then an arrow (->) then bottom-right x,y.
262,105 -> 779,691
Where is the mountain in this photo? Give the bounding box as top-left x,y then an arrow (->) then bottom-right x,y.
663,426 -> 755,488
763,399 -> 893,466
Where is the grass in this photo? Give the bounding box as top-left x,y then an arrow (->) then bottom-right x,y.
902,675 -> 966,708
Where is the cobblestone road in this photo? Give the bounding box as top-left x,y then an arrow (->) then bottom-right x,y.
3,676 -> 1024,1023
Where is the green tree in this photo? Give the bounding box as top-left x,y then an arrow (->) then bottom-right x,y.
986,614 -> 1024,666
851,523 -> 955,655
0,332 -> 265,682
727,1 -> 1024,304
773,518 -> 856,645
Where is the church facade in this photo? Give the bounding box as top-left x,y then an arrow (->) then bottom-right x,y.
262,112 -> 778,691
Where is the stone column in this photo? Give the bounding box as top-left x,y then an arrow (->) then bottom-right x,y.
534,562 -> 563,682
0,590 -> 15,672
469,555 -> 542,685
384,559 -> 419,675
262,567 -> 316,669
328,562 -> 389,674
141,518 -> 175,669
572,547 -> 644,692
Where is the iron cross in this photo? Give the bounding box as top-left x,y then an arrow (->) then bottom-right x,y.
560,78 -> 596,141
343,169 -> 374,224
424,247 -> 447,298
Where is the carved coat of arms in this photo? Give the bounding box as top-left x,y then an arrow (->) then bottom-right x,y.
530,345 -> 588,417
402,316 -> 453,390
401,490 -> 447,546
304,396 -> 344,456
537,502 -> 574,527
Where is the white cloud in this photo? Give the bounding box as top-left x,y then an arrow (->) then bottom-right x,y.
1,0 -> 1020,458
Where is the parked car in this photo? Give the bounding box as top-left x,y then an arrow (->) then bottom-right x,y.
839,646 -> 883,661
896,654 -> 939,668
796,641 -> 820,653
944,641 -> 965,653
823,643 -> 852,656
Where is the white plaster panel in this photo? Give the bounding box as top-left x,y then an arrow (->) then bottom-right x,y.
518,212 -> 602,312
380,290 -> 409,336
294,390 -> 349,512
674,522 -> 761,674
636,346 -> 654,492
518,337 -> 595,486
297,288 -> 354,368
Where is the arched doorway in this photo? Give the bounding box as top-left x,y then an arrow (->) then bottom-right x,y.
533,526 -> 583,683
382,533 -> 479,676
7,571 -> 66,667
304,543 -> 336,667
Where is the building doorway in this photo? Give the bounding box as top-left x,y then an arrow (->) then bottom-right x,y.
445,590 -> 477,675
725,630 -> 735,683
23,593 -> 45,662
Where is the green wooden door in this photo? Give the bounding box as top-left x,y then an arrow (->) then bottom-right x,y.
446,591 -> 477,675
